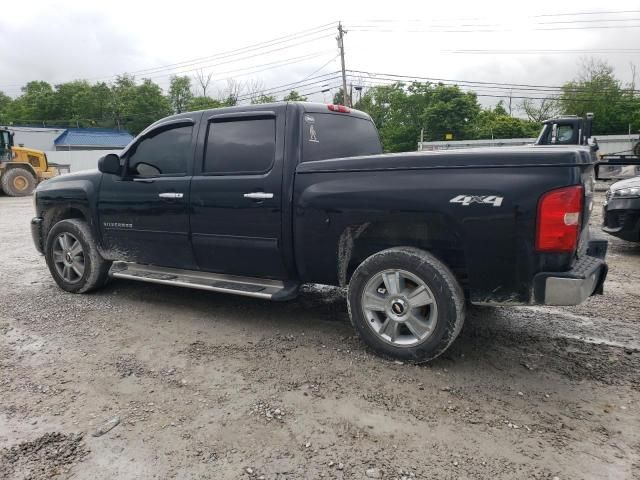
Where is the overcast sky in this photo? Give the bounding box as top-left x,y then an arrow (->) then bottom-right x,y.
2,0 -> 640,108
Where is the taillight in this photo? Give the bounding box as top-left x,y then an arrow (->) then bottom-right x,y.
535,185 -> 584,252
327,104 -> 350,113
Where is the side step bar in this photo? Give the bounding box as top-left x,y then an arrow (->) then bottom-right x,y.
109,262 -> 299,301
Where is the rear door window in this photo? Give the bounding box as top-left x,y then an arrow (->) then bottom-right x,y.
302,113 -> 382,162
204,118 -> 275,175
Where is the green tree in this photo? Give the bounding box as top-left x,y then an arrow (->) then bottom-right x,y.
53,80 -> 95,126
283,90 -> 307,101
420,84 -> 480,141
88,82 -> 114,127
356,82 -> 481,151
492,100 -> 509,116
168,76 -> 193,114
559,59 -> 640,135
123,79 -> 172,134
7,81 -> 56,124
473,104 -> 540,139
0,91 -> 12,123
187,96 -> 225,111
251,94 -> 276,104
355,83 -> 421,152
109,74 -> 137,130
478,115 -> 539,139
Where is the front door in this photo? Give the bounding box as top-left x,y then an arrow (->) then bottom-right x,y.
189,110 -> 287,279
98,120 -> 197,269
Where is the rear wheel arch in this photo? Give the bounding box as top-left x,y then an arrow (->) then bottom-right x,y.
338,221 -> 468,289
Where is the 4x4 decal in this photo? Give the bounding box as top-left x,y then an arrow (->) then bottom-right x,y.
449,195 -> 504,207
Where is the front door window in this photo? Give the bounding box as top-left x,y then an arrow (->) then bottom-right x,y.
126,125 -> 193,177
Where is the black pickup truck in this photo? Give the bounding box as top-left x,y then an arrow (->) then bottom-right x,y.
31,102 -> 608,362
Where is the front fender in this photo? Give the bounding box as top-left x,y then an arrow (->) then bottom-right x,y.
36,174 -> 103,248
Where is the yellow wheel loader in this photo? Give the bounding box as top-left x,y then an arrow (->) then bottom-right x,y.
0,128 -> 70,196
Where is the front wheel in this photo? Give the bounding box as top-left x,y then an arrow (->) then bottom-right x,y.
44,219 -> 112,293
347,247 -> 465,362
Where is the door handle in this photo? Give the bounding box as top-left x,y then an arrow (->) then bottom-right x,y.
243,192 -> 274,199
158,192 -> 184,199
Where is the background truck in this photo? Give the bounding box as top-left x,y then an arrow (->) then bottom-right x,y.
31,102 -> 610,362
0,127 -> 70,196
535,114 -> 640,181
535,113 -> 640,158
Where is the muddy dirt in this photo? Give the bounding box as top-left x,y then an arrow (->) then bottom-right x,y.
1,191 -> 639,479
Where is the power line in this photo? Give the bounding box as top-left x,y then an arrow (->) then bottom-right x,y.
235,73 -> 343,101
361,10 -> 640,23
143,47 -> 335,82
0,23 -> 339,89
347,70 -> 640,94
443,49 -> 640,55
1,35 -> 336,99
352,77 -> 640,105
295,82 -> 345,99
106,23 -> 338,79
533,9 -> 640,17
352,74 -> 630,96
297,56 -> 340,83
350,24 -> 640,34
134,33 -> 336,81
350,12 -> 640,29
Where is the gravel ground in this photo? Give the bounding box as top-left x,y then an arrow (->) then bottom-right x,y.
0,191 -> 639,479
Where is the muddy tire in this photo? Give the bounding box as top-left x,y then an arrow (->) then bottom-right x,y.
347,247 -> 465,363
1,168 -> 36,196
45,219 -> 112,293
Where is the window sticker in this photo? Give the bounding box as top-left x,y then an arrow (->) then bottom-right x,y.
309,124 -> 319,143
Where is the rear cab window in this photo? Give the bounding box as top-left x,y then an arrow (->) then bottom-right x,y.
301,112 -> 382,162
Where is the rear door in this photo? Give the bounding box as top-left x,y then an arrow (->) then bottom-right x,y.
98,119 -> 197,269
189,109 -> 287,279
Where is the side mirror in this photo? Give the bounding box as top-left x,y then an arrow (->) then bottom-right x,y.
98,153 -> 121,175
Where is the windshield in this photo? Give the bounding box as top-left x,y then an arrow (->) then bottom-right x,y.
535,124 -> 550,145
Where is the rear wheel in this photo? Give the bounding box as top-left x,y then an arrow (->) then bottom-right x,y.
45,219 -> 112,293
347,247 -> 465,362
1,168 -> 36,196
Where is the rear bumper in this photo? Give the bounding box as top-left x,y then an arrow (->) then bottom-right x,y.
31,216 -> 44,254
532,241 -> 608,306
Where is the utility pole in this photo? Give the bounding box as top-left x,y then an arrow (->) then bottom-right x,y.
337,22 -> 350,107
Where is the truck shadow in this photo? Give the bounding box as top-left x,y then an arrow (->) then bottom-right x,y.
101,280 -> 639,389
